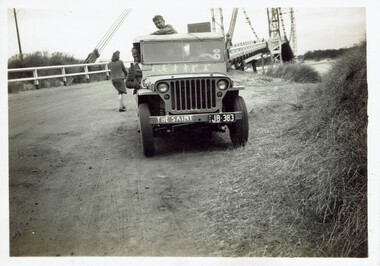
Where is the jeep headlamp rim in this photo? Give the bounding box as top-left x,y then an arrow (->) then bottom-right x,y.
217,79 -> 228,90
157,82 -> 169,93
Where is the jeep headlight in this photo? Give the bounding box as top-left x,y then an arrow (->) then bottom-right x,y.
217,79 -> 228,90
157,82 -> 169,93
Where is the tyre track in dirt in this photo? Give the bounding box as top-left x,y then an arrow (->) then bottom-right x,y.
8,81 -> 237,256
9,82 -> 129,255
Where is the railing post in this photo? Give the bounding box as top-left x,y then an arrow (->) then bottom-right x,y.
33,69 -> 39,89
105,63 -> 110,80
61,67 -> 67,86
84,65 -> 90,83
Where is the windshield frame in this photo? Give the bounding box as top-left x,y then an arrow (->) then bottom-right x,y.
141,39 -> 225,64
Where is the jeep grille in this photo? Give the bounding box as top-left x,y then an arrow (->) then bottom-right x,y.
169,79 -> 217,112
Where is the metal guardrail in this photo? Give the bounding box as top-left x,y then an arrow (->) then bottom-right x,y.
229,40 -> 268,60
8,62 -> 111,88
228,37 -> 288,66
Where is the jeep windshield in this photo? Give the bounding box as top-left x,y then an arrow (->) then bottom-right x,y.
142,40 -> 224,64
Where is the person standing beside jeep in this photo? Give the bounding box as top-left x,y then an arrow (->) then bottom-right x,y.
126,47 -> 142,95
108,51 -> 128,112
150,15 -> 177,35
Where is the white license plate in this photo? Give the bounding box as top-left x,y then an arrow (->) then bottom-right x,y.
209,113 -> 236,123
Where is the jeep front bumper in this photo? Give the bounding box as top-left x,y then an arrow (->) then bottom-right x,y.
149,111 -> 243,125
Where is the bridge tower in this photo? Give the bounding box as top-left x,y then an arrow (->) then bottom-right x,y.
211,8 -> 225,36
279,8 -> 288,41
267,8 -> 282,64
289,8 -> 297,58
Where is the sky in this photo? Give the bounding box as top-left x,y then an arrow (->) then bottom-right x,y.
5,6 -> 366,62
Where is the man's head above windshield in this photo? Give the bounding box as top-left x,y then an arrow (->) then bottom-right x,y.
153,15 -> 165,29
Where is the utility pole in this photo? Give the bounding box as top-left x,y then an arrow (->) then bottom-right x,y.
13,8 -> 23,61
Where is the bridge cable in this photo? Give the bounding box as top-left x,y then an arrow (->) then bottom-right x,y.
96,9 -> 132,53
95,9 -> 128,51
97,9 -> 131,53
98,9 -> 131,52
67,9 -> 131,85
241,8 -> 261,41
95,9 -> 130,52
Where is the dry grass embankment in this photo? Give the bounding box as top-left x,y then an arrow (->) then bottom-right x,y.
197,42 -> 367,257
265,61 -> 322,83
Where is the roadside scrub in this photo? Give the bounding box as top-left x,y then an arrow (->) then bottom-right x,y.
295,41 -> 367,256
198,42 -> 367,257
265,61 -> 322,83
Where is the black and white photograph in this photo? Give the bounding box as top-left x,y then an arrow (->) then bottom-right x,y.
1,0 -> 379,265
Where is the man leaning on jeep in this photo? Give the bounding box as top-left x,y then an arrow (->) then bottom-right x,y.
126,47 -> 142,95
150,15 -> 177,35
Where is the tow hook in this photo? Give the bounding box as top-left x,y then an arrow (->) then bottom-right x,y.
218,125 -> 226,132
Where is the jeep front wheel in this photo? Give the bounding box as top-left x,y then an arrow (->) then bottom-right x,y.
228,96 -> 249,146
138,103 -> 155,157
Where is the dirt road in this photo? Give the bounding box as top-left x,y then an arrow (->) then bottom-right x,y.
8,66 -> 326,257
8,76 -> 258,256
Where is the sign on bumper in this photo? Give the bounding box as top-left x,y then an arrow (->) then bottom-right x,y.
149,112 -> 242,124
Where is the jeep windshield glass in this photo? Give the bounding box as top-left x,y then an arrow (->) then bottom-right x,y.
142,40 -> 224,64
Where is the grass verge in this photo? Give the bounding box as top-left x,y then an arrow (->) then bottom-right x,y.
197,42 -> 367,257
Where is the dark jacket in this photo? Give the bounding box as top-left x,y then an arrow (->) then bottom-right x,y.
126,63 -> 142,89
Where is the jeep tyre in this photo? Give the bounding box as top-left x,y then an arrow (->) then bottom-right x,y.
138,103 -> 155,157
228,96 -> 249,146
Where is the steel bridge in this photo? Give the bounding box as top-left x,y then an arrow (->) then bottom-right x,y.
212,8 -> 296,70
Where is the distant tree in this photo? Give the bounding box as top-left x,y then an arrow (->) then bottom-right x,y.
49,52 -> 79,66
8,51 -> 86,90
303,47 -> 353,61
8,51 -> 80,69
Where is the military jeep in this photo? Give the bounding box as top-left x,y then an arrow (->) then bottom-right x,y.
133,32 -> 248,156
